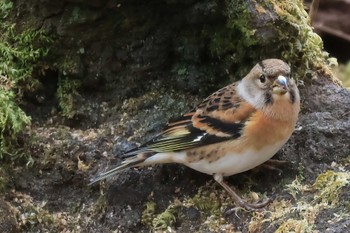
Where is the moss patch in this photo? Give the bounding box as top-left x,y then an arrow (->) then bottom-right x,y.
250,170 -> 350,232
141,201 -> 157,228
56,77 -> 81,118
141,182 -> 252,232
272,0 -> 325,77
219,0 -> 327,81
152,203 -> 178,230
140,170 -> 349,232
0,0 -> 53,158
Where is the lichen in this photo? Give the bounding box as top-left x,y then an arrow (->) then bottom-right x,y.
139,171 -> 350,233
212,0 -> 328,81
271,0 -> 325,78
312,171 -> 349,205
249,170 -> 350,232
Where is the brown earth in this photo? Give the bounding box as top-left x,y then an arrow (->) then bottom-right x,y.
1,0 -> 349,232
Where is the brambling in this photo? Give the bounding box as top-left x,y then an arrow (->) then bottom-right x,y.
90,59 -> 300,211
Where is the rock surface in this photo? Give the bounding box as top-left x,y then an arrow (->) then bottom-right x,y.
0,0 -> 349,232
6,74 -> 350,233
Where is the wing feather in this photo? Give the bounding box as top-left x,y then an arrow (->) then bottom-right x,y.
121,82 -> 256,158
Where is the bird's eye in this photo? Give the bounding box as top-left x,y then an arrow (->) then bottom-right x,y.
259,74 -> 266,83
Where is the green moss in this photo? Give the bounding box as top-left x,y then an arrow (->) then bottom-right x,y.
60,54 -> 82,75
141,201 -> 178,231
139,170 -> 348,232
18,205 -> 55,231
205,1 -> 256,79
141,183 -> 231,231
275,219 -> 311,233
190,187 -> 222,216
183,183 -> 237,232
54,53 -> 84,118
0,0 -> 53,158
0,89 -> 30,156
209,0 -> 326,81
152,203 -> 178,230
226,1 -> 257,47
250,170 -> 350,232
272,0 -> 325,78
141,201 -> 156,228
312,171 -> 349,205
12,189 -> 77,232
56,77 -> 81,118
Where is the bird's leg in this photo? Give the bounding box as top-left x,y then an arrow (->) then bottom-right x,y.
213,174 -> 271,212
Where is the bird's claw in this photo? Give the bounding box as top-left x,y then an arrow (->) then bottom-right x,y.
225,197 -> 272,216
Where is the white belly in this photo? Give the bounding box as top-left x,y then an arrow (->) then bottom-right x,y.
181,141 -> 285,176
143,141 -> 286,177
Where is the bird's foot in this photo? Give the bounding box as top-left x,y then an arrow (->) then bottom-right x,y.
238,197 -> 271,211
213,174 -> 272,214
224,197 -> 271,215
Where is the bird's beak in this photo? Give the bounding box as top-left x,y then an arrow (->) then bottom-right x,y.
272,75 -> 288,95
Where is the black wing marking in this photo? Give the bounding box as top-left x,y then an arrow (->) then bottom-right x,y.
120,82 -> 254,159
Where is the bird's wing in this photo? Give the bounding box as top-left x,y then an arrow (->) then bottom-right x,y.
122,82 -> 256,158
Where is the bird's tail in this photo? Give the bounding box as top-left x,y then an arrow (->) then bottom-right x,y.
88,154 -> 149,185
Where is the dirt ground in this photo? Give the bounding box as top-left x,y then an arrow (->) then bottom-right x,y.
1,74 -> 348,233
1,0 -> 350,232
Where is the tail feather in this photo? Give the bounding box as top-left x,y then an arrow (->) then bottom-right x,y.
121,147 -> 151,159
88,158 -> 145,185
89,152 -> 156,185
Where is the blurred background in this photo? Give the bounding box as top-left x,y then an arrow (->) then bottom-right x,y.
306,0 -> 350,87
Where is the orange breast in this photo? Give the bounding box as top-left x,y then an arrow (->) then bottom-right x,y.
243,111 -> 296,150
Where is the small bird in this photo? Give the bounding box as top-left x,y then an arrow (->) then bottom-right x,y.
90,59 -> 300,211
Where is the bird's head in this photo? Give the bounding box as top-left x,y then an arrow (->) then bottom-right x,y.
238,59 -> 300,110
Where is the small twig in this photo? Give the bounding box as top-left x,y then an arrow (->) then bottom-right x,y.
309,0 -> 320,25
314,23 -> 350,43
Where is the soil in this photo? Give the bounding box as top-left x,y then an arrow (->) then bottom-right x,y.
1,0 -> 349,232
2,74 -> 348,233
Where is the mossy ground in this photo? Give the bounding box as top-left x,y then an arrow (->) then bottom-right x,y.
138,170 -> 349,232
0,0 -> 331,158
0,0 -> 349,232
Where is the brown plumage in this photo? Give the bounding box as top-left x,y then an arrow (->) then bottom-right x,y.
90,58 -> 300,211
